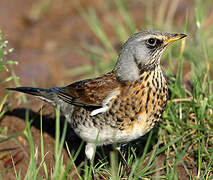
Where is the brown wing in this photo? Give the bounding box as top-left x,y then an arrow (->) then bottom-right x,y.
56,72 -> 119,107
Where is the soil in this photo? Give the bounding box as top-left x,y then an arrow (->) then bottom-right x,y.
0,0 -> 207,179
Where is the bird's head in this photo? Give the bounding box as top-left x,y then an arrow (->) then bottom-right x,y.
114,30 -> 187,81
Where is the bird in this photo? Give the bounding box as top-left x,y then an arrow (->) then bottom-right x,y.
8,30 -> 186,172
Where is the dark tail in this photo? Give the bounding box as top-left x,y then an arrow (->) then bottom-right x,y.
7,87 -> 49,96
7,87 -> 56,106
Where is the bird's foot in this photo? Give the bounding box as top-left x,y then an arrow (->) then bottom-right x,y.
116,146 -> 132,176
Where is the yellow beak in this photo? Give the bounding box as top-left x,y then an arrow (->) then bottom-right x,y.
163,33 -> 187,45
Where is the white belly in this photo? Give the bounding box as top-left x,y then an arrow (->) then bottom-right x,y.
74,121 -> 151,146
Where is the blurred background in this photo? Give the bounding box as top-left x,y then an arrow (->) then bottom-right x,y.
0,0 -> 213,179
1,0 -> 212,87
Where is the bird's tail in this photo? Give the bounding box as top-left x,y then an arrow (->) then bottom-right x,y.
7,87 -> 57,106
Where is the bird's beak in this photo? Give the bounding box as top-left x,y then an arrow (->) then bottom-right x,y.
163,33 -> 187,45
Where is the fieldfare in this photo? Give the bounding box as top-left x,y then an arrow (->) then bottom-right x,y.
8,30 -> 186,169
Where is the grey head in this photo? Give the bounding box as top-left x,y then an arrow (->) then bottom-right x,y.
114,30 -> 187,81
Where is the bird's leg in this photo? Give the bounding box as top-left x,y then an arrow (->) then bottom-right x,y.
88,160 -> 96,180
116,145 -> 131,176
85,143 -> 96,180
88,159 -> 96,180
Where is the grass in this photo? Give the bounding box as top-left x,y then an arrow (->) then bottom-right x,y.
0,0 -> 213,179
0,31 -> 16,119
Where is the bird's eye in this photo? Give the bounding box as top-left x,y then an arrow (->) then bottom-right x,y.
147,38 -> 156,46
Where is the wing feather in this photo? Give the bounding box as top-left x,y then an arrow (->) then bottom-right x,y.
55,72 -> 119,107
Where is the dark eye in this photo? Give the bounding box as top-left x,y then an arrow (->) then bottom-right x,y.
146,38 -> 162,47
147,38 -> 156,46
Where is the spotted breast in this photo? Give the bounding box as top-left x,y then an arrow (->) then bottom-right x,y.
71,64 -> 168,146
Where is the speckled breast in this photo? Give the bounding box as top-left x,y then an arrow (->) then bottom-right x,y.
71,68 -> 168,145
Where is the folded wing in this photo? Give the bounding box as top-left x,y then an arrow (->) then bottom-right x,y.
56,72 -> 119,107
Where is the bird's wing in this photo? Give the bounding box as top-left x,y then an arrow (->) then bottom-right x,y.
56,72 -> 120,107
